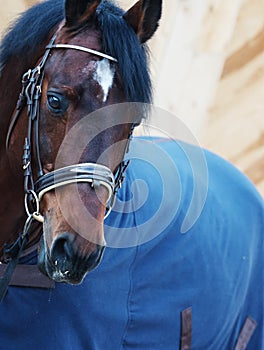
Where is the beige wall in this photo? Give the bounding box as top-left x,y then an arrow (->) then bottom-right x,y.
1,0 -> 263,195
204,0 -> 264,194
0,0 -> 26,37
120,0 -> 264,196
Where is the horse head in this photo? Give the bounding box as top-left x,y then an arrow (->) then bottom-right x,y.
3,0 -> 162,284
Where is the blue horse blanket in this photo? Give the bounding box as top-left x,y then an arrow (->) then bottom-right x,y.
0,137 -> 263,349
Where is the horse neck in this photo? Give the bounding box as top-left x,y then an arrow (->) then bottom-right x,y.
0,59 -> 22,143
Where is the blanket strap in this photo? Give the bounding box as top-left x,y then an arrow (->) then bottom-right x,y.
0,264 -> 55,289
235,317 -> 257,350
180,307 -> 192,350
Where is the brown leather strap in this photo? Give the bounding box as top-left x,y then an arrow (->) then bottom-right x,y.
180,307 -> 192,350
235,317 -> 257,350
0,264 -> 55,289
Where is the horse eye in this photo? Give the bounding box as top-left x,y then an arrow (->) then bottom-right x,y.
47,92 -> 69,115
48,95 -> 60,109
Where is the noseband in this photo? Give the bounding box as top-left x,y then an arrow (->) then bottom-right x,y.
6,34 -> 132,225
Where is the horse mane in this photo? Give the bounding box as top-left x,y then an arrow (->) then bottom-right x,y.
0,0 -> 152,104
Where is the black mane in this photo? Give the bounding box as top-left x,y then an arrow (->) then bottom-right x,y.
0,0 -> 152,104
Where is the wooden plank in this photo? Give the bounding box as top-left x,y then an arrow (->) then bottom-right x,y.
205,51 -> 264,157
222,28 -> 264,77
224,0 -> 264,55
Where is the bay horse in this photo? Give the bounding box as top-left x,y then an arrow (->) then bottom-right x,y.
0,0 -> 157,285
0,1 -> 263,349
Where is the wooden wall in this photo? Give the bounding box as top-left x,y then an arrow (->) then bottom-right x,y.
0,1 -> 26,34
1,0 -> 263,195
121,0 -> 264,196
204,0 -> 264,195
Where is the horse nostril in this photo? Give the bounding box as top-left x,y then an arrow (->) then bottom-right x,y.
55,238 -> 71,257
47,233 -> 105,283
50,233 -> 74,268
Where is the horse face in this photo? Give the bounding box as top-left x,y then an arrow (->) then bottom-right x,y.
37,37 -> 131,283
34,0 -> 161,283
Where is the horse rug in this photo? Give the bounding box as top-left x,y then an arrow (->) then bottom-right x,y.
0,137 -> 263,350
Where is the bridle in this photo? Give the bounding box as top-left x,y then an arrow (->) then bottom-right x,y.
0,33 -> 134,298
6,33 -> 132,221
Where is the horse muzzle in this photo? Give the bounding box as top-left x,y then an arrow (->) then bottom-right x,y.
38,234 -> 105,284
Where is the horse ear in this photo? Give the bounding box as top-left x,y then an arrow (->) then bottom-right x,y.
65,0 -> 101,26
123,0 -> 162,44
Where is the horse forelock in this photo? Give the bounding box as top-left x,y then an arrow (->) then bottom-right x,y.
0,0 -> 152,111
97,1 -> 152,106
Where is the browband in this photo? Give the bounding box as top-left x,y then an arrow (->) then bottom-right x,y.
46,44 -> 118,62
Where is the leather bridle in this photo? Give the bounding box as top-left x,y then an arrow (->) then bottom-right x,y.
0,23 -> 139,302
2,33 -> 134,275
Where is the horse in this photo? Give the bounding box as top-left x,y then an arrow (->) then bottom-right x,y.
0,1 -> 263,349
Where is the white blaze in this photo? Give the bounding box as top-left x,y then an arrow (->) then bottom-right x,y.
93,59 -> 115,103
